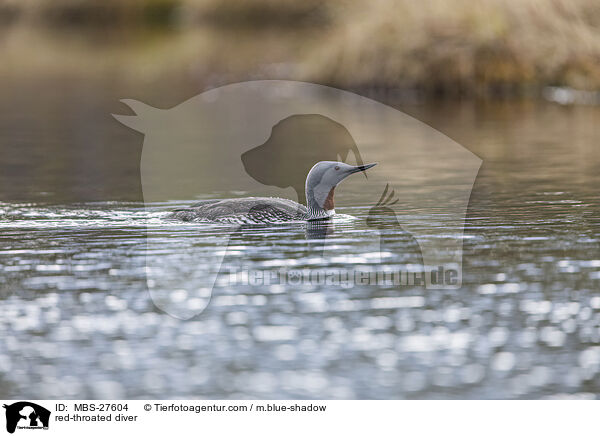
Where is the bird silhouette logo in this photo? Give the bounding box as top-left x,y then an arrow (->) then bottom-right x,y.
366,184 -> 424,266
369,183 -> 399,217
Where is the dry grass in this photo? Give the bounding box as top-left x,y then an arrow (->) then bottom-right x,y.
1,0 -> 600,96
310,0 -> 600,93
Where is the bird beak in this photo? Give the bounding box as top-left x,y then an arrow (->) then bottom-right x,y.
351,162 -> 377,177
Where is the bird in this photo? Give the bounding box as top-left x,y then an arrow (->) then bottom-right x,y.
168,161 -> 377,224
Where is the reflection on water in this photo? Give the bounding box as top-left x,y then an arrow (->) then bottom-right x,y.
0,83 -> 599,399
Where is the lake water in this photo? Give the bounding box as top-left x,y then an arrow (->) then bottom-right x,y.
0,82 -> 599,399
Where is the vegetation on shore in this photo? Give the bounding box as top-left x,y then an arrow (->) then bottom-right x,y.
2,0 -> 599,97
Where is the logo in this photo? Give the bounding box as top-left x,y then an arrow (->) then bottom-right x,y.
113,80 -> 481,319
3,402 -> 50,434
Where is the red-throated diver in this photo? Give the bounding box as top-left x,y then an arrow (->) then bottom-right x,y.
168,161 -> 377,224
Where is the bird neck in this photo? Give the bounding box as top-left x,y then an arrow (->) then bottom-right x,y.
306,184 -> 336,220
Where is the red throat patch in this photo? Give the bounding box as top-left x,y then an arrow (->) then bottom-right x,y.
323,187 -> 335,210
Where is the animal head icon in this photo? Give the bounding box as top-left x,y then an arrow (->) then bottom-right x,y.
241,114 -> 367,204
3,402 -> 50,434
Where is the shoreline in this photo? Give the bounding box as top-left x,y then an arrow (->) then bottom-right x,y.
2,0 -> 599,102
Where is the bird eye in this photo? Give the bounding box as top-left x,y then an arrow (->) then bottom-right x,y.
335,166 -> 340,170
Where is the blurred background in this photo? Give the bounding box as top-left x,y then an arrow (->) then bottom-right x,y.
1,0 -> 600,202
2,0 -> 600,92
1,0 -> 599,399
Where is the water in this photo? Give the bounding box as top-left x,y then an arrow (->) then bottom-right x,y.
1,83 -> 599,399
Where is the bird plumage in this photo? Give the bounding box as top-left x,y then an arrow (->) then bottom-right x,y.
169,197 -> 308,224
167,160 -> 376,224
